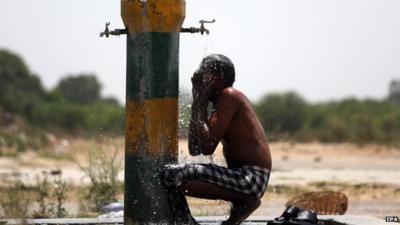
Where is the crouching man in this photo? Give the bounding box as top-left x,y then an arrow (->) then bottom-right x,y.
161,54 -> 272,225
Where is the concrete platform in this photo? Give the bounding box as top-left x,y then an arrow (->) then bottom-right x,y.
1,215 -> 386,225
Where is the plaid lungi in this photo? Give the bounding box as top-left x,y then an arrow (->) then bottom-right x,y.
161,163 -> 270,198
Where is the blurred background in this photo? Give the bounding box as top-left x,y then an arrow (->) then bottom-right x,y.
0,0 -> 399,220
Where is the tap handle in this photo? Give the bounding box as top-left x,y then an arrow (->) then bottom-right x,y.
199,19 -> 216,24
180,19 -> 215,35
199,19 -> 215,35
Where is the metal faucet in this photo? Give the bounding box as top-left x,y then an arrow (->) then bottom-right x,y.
100,22 -> 127,38
181,19 -> 216,35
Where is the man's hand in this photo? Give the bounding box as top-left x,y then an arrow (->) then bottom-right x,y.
191,70 -> 203,88
191,71 -> 203,101
191,70 -> 212,102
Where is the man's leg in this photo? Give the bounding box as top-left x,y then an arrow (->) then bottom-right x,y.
179,180 -> 261,225
166,186 -> 199,225
222,202 -> 260,225
160,166 -> 199,225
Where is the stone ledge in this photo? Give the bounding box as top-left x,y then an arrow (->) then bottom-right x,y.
2,215 -> 386,225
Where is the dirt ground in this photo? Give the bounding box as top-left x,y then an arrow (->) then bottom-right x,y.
0,138 -> 399,218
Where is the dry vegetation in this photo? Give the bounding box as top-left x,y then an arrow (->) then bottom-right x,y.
1,138 -> 399,218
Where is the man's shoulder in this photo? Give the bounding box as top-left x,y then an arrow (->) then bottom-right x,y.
220,87 -> 244,98
217,88 -> 249,113
220,87 -> 248,104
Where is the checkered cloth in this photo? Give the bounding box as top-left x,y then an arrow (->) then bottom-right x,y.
161,163 -> 270,198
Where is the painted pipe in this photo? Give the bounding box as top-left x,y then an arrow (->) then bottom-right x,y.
121,0 -> 185,224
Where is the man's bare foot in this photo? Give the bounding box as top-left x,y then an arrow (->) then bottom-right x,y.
222,198 -> 261,225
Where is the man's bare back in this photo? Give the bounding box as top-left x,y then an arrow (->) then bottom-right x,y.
218,87 -> 271,170
161,54 -> 272,225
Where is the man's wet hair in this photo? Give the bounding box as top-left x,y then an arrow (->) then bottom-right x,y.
199,54 -> 235,87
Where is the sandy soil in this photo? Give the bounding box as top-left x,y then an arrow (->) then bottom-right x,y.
180,140 -> 400,217
0,138 -> 399,217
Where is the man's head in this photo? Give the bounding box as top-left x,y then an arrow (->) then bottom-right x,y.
198,54 -> 235,88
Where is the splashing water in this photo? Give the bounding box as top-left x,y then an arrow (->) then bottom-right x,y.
178,90 -> 217,165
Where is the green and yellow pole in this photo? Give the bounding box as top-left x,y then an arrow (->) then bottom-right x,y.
121,0 -> 185,224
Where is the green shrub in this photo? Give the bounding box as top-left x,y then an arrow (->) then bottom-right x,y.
0,180 -> 33,220
254,92 -> 400,144
32,174 -> 69,219
79,145 -> 122,213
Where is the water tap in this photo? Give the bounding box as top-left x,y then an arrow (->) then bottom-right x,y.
100,22 -> 127,38
181,19 -> 216,35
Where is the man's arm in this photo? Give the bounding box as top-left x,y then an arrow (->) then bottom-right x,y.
188,95 -> 207,156
189,89 -> 238,155
188,71 -> 210,156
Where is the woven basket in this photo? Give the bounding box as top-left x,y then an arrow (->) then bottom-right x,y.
285,191 -> 348,215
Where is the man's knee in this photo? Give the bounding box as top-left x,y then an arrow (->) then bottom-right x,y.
160,164 -> 187,188
160,165 -> 175,187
